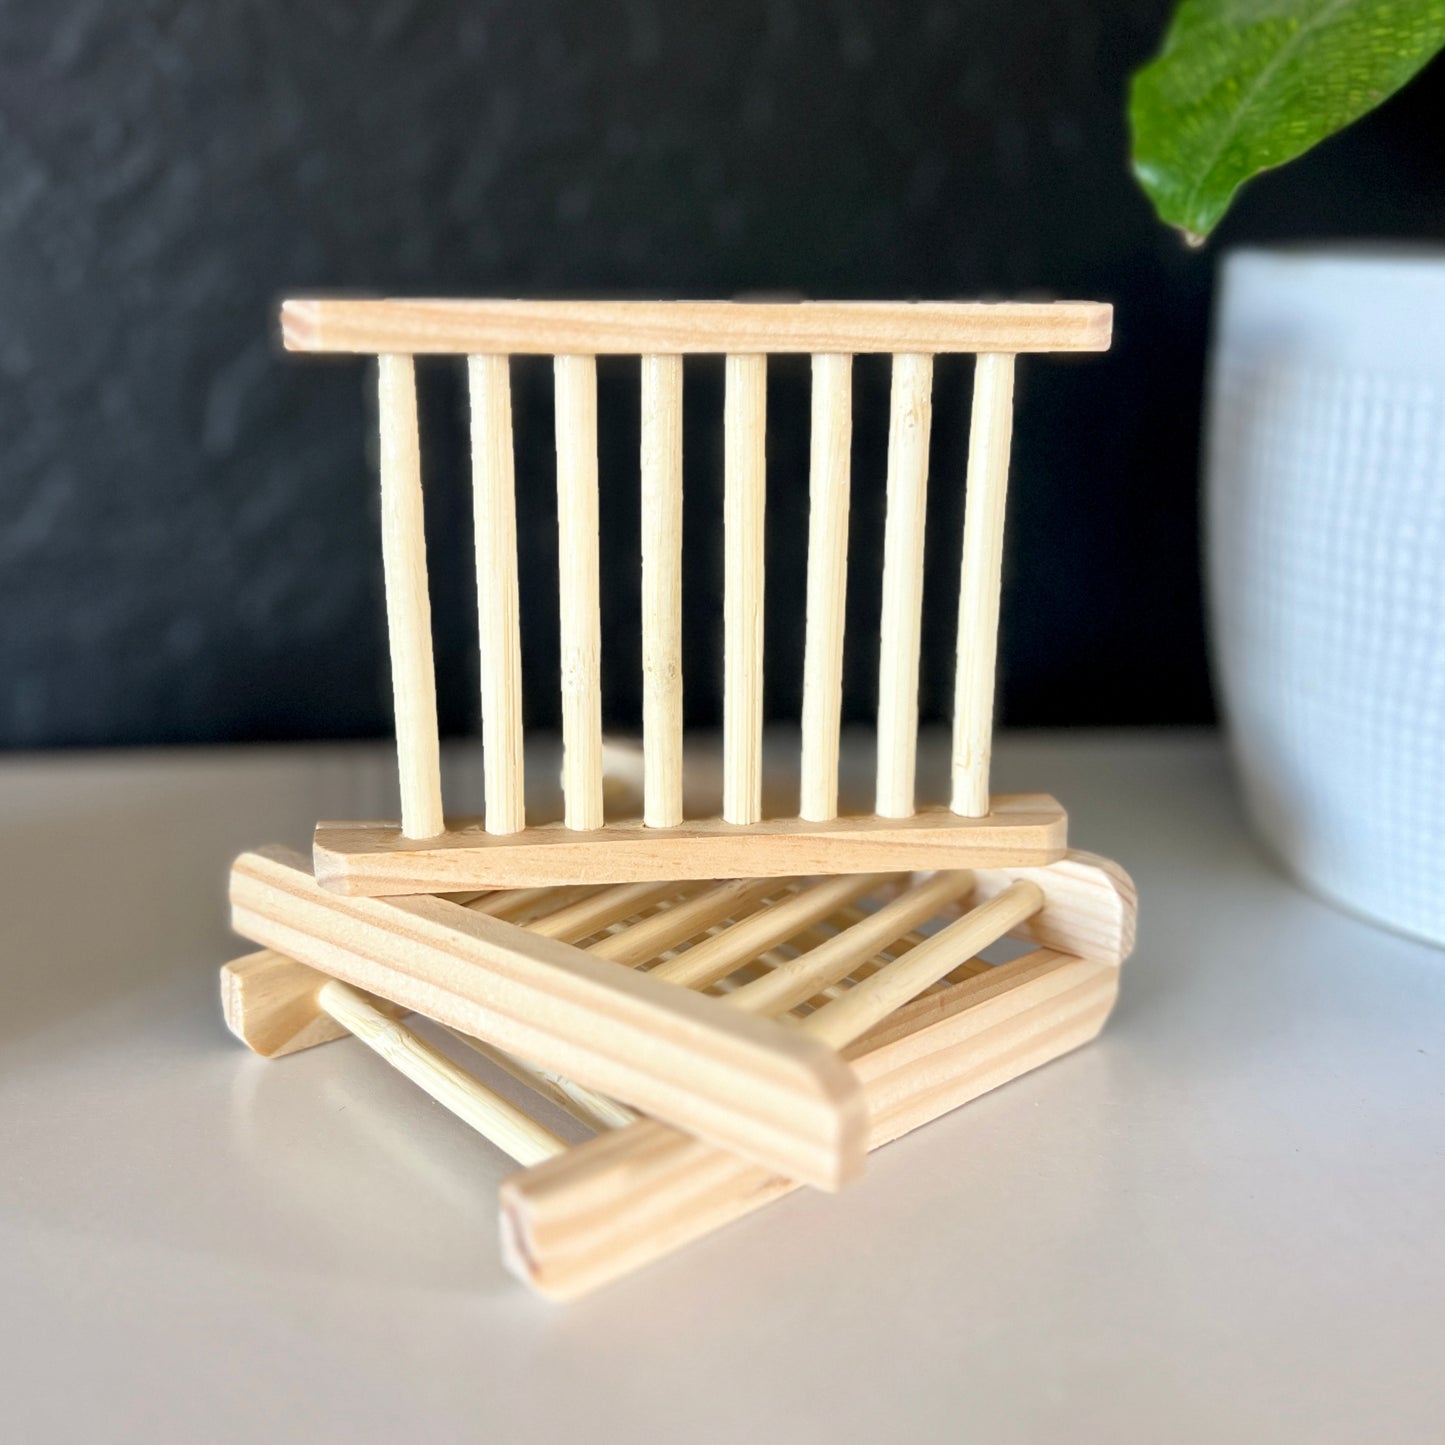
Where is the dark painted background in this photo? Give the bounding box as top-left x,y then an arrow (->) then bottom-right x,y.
3,3 -> 1442,749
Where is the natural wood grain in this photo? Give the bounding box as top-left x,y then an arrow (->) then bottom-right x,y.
282,298 -> 1114,355
967,850 -> 1137,966
468,353 -> 525,835
501,948 -> 1120,1299
311,796 -> 1068,894
221,949 -> 356,1058
799,354 -> 853,822
228,846 -> 867,1189
875,353 -> 934,819
648,872 -> 895,989
724,353 -> 766,825
952,352 -> 1017,817
554,354 -> 605,831
316,980 -> 568,1167
376,355 -> 444,839
640,354 -> 685,828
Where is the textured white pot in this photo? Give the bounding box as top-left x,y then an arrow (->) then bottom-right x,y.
1206,248 -> 1445,946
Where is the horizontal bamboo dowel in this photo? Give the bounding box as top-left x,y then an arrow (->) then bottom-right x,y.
317,980 -> 567,1166
796,880 -> 1044,1048
554,354 -> 605,832
951,351 -> 1017,817
648,873 -> 893,990
875,353 -> 934,819
469,353 -> 526,836
524,880 -> 691,943
724,870 -> 976,1017
441,1026 -> 636,1133
641,354 -> 685,829
282,299 -> 1113,356
464,884 -> 605,923
376,354 -> 444,840
817,905 -> 987,988
799,353 -> 853,822
724,353 -> 767,826
587,877 -> 791,966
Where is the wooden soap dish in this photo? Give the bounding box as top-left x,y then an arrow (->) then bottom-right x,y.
280,297 -> 1110,894
224,849 -> 1135,1296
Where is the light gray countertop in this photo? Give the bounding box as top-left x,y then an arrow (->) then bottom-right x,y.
2,732 -> 1441,1443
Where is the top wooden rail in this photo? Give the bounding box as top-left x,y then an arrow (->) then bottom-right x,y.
280,298 -> 1113,356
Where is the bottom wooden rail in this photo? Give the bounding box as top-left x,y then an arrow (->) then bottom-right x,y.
311,795 -> 1069,895
499,947 -> 1118,1299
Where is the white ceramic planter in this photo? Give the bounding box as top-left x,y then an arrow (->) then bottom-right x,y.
1206,248 -> 1445,946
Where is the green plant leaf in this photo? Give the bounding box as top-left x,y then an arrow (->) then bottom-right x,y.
1130,0 -> 1445,243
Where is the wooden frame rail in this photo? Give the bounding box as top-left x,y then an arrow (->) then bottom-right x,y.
282,298 -> 1112,355
282,298 -> 1112,894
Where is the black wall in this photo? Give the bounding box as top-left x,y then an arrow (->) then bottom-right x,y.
3,2 -> 1442,748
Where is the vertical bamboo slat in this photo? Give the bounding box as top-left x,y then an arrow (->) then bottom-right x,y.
951,352 -> 1018,817
640,355 -> 685,828
723,354 -> 767,826
376,354 -> 444,839
554,355 -> 605,831
468,354 -> 525,835
875,353 -> 934,819
799,354 -> 853,822
370,320 -> 1037,843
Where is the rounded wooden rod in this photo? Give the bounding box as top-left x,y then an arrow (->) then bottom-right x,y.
441,1025 -> 636,1133
724,869 -> 976,1018
640,355 -> 685,828
799,354 -> 853,822
316,980 -> 566,1166
650,871 -> 899,991
951,352 -> 1017,817
554,354 -> 605,831
723,353 -> 767,825
462,883 -> 605,922
376,355 -> 444,839
875,353 -> 934,819
587,876 -> 791,966
523,880 -> 690,943
468,354 -> 525,835
811,903 -> 995,986
799,879 -> 1043,1049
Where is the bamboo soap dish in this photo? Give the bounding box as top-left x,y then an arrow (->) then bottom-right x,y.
281,297 -> 1112,894
224,850 -> 1135,1298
